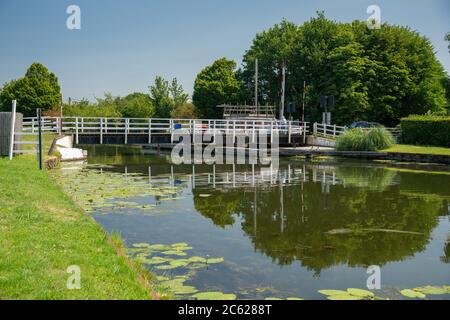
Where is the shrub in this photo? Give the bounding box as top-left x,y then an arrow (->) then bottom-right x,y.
336,128 -> 394,151
401,115 -> 450,147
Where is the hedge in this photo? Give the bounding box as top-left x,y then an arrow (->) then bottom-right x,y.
401,115 -> 450,147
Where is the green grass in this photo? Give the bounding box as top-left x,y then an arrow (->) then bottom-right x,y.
383,144 -> 450,156
0,155 -> 158,299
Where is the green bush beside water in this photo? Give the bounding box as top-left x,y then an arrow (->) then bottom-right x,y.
401,115 -> 450,147
336,128 -> 394,152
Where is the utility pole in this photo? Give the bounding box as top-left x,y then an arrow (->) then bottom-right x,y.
255,58 -> 258,117
279,62 -> 286,120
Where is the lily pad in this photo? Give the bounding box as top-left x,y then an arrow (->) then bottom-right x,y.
206,257 -> 224,264
192,292 -> 237,300
155,264 -> 179,270
413,286 -> 447,295
286,297 -> 304,300
400,289 -> 426,299
188,256 -> 207,263
327,294 -> 364,300
347,288 -> 375,298
318,290 -> 348,296
161,250 -> 188,256
265,297 -> 283,300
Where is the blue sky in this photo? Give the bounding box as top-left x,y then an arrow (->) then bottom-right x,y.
0,0 -> 449,101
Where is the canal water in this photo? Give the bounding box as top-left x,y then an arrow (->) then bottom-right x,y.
51,145 -> 450,300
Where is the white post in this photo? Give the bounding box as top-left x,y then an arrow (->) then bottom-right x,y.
270,121 -> 274,144
323,123 -> 326,136
288,121 -> 292,144
31,118 -> 35,134
333,125 -> 336,138
75,117 -> 79,144
81,118 -> 84,133
125,119 -> 129,144
8,100 -> 17,160
170,119 -> 174,143
233,120 -> 236,144
148,119 -> 152,144
252,120 -> 256,143
100,118 -> 103,144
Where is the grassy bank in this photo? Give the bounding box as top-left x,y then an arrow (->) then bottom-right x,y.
383,144 -> 450,156
0,155 -> 155,299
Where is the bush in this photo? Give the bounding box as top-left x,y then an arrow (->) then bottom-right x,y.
401,115 -> 450,147
336,128 -> 394,151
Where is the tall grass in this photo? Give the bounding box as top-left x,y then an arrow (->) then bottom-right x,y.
336,128 -> 394,151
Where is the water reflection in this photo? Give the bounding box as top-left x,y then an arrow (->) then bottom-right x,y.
73,145 -> 449,295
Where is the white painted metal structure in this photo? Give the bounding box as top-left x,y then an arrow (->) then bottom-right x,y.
22,117 -> 309,145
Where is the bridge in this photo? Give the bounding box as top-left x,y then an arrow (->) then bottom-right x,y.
22,116 -> 310,146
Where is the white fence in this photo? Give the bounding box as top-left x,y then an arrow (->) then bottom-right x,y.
22,117 -> 309,144
313,123 -> 401,141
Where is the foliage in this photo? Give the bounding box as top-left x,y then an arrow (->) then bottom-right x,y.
117,92 -> 155,118
172,102 -> 197,119
193,58 -> 241,119
62,97 -> 121,118
149,76 -> 188,118
336,128 -> 394,151
239,13 -> 448,126
400,115 -> 450,147
0,63 -> 62,116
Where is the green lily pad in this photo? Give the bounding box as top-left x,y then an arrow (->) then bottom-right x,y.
171,242 -> 189,247
133,243 -> 150,248
327,294 -> 364,300
169,260 -> 190,268
265,297 -> 283,300
148,244 -> 172,251
161,250 -> 188,256
155,264 -> 179,270
318,290 -> 348,296
400,289 -> 426,299
413,286 -> 448,295
188,256 -> 207,263
347,288 -> 375,298
192,292 -> 237,300
156,276 -> 170,281
286,297 -> 304,300
206,257 -> 224,264
173,285 -> 198,295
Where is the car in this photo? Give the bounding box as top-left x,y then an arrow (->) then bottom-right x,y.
347,121 -> 383,129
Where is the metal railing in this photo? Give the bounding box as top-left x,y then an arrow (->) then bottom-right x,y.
22,117 -> 309,145
313,123 -> 347,138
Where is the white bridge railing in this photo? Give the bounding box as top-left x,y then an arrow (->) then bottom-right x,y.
22,117 -> 309,144
313,123 -> 401,141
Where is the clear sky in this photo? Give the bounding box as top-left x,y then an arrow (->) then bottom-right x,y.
0,0 -> 449,101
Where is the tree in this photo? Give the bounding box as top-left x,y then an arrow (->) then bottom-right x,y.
193,58 -> 241,119
149,76 -> 188,118
0,63 -> 62,116
172,102 -> 197,119
118,92 -> 155,118
238,13 -> 448,126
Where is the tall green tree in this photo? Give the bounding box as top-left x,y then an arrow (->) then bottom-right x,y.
0,63 -> 62,116
193,58 -> 241,119
149,76 -> 188,118
239,13 -> 448,126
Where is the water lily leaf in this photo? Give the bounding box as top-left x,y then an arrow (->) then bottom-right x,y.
156,264 -> 179,270
148,244 -> 171,251
169,260 -> 189,268
192,292 -> 236,300
145,257 -> 170,265
347,288 -> 375,298
199,194 -> 212,198
413,286 -> 447,295
206,257 -> 224,264
171,242 -> 189,247
327,294 -> 364,300
188,263 -> 208,269
161,250 -> 188,256
265,297 -> 283,300
156,276 -> 170,281
173,285 -> 198,295
318,290 -> 348,296
133,243 -> 150,248
400,289 -> 426,299
286,297 -> 304,300
188,256 -> 207,263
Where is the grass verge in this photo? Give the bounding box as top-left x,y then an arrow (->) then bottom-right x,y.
383,144 -> 450,156
0,155 -> 158,299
